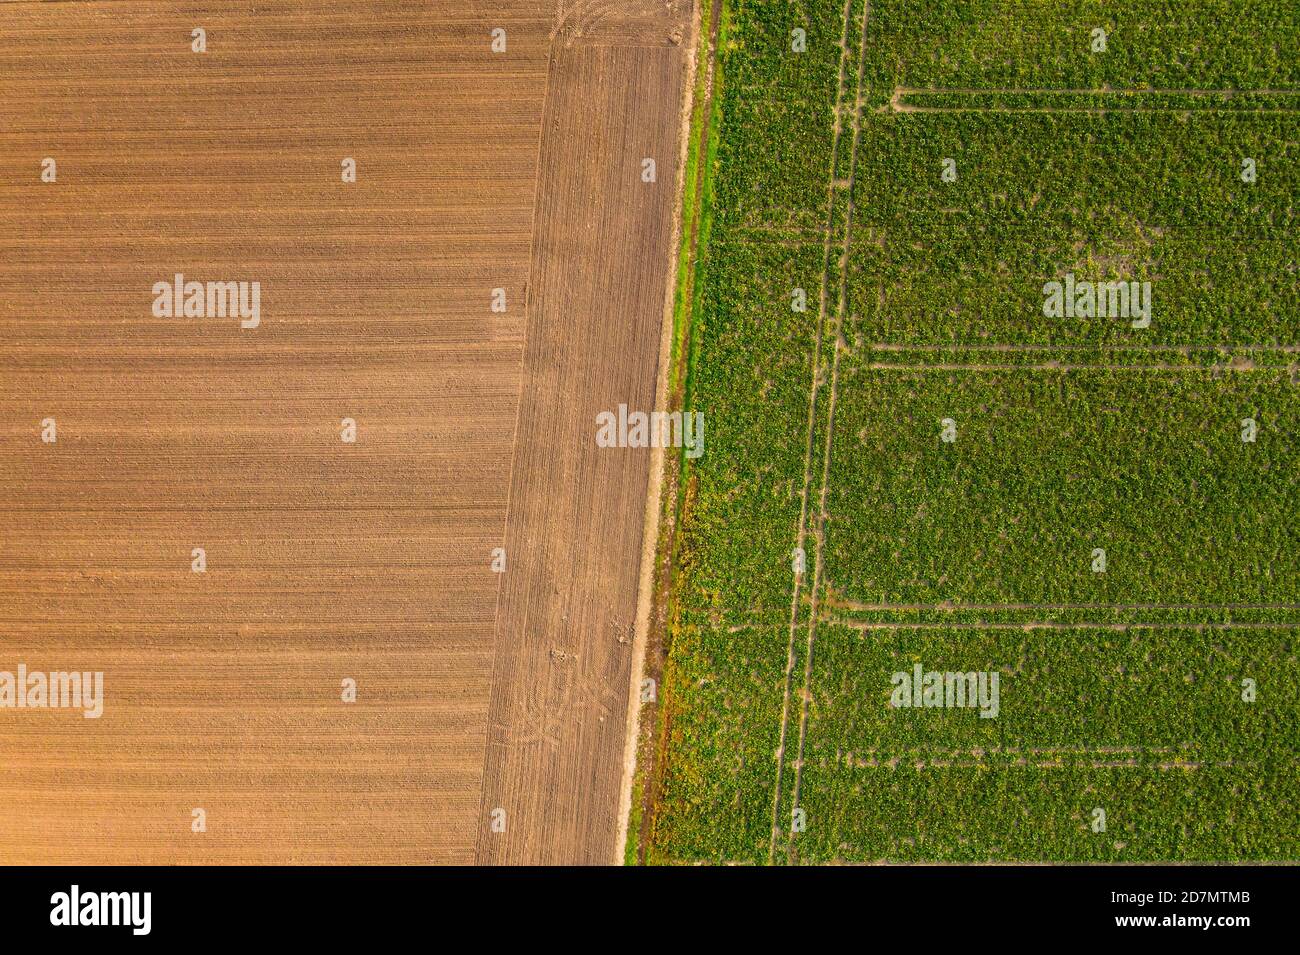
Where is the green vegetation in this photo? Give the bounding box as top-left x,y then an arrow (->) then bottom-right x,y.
861,0 -> 1300,93
642,0 -> 1300,864
825,368 -> 1300,612
800,623 -> 1297,861
650,626 -> 788,864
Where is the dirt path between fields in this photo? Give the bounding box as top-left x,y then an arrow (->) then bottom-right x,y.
474,0 -> 694,865
613,0 -> 710,867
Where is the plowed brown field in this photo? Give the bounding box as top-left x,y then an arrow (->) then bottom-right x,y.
0,0 -> 692,864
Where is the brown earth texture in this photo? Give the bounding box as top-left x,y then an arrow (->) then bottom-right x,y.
0,0 -> 692,864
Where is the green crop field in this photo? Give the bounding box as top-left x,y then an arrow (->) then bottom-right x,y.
639,0 -> 1300,864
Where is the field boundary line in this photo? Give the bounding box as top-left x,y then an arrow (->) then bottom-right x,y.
858,362 -> 1294,372
828,600 -> 1300,612
864,343 -> 1300,353
834,760 -> 1242,770
845,221 -> 1298,231
553,608 -> 1300,630
767,0 -> 857,866
616,0 -> 711,867
893,107 -> 1300,115
828,618 -> 1300,631
472,20 -> 558,862
839,747 -> 1207,754
785,0 -> 873,866
898,86 -> 1300,95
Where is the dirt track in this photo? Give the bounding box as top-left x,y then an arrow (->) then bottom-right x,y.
0,0 -> 688,864
476,0 -> 694,865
